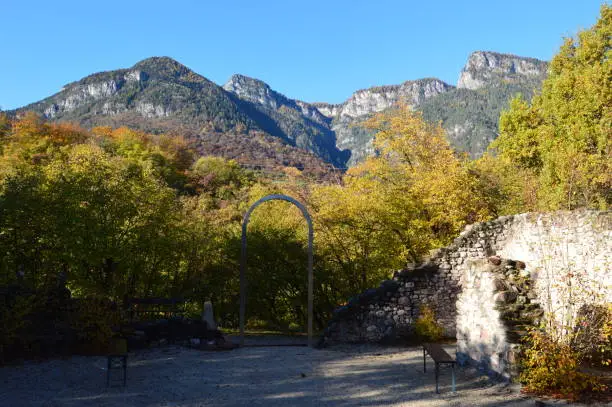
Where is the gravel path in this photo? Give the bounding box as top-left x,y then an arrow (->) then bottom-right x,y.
0,343 -> 604,407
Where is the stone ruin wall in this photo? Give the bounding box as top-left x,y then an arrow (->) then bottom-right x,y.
322,210 -> 611,376
456,257 -> 543,379
497,210 -> 611,334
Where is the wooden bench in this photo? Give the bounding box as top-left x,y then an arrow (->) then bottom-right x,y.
423,343 -> 456,394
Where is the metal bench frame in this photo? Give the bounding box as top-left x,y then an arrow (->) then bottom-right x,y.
107,354 -> 127,387
423,343 -> 456,394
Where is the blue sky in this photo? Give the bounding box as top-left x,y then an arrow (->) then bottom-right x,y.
0,0 -> 604,109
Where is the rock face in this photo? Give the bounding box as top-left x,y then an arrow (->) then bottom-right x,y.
322,210 -> 611,378
311,102 -> 341,118
457,51 -> 548,90
223,75 -> 329,126
418,51 -> 548,157
43,78 -> 119,119
224,74 -> 281,109
324,79 -> 452,120
313,52 -> 547,163
316,79 -> 453,165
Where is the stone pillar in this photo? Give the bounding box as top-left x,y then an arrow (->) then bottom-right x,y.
202,301 -> 217,330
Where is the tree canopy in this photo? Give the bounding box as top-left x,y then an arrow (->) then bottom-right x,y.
490,4 -> 611,210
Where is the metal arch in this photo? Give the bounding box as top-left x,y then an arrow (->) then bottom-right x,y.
240,194 -> 314,347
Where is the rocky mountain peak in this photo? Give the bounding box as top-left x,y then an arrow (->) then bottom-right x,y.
457,51 -> 548,90
18,55 -> 243,127
129,56 -> 209,84
132,56 -> 185,75
224,73 -> 269,89
223,74 -> 281,109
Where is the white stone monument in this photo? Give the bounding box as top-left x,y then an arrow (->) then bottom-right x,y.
202,300 -> 216,330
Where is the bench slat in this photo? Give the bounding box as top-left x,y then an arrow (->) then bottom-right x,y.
424,343 -> 455,363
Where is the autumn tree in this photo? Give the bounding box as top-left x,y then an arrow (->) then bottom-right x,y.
490,5 -> 611,210
0,112 -> 10,138
311,108 -> 492,300
0,117 -> 214,299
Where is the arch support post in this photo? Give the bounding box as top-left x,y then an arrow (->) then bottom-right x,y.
239,194 -> 314,347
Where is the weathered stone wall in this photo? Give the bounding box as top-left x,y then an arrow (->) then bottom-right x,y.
322,215 -> 514,345
498,211 -> 611,335
322,263 -> 460,344
456,257 -> 543,379
322,210 -> 611,349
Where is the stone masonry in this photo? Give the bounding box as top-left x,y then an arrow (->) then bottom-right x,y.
322,210 -> 611,377
456,257 -> 543,379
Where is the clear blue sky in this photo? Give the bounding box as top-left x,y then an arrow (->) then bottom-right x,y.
0,0 -> 605,110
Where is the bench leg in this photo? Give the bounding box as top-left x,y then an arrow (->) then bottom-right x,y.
423,347 -> 426,373
435,363 -> 439,394
452,363 -> 456,393
107,355 -> 128,387
106,357 -> 111,387
123,355 -> 127,386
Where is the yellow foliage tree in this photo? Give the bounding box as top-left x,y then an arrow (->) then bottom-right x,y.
491,5 -> 611,210
312,107 -> 492,295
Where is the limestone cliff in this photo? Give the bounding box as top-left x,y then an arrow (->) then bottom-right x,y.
320,78 -> 452,119
315,79 -> 454,165
457,51 -> 548,90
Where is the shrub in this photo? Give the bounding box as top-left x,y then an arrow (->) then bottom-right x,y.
414,305 -> 444,342
519,328 -> 606,401
70,298 -> 120,352
572,304 -> 612,367
0,294 -> 37,363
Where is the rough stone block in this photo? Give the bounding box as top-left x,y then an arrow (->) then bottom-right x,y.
494,291 -> 517,303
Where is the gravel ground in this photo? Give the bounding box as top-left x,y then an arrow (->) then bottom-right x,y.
0,342 -> 607,407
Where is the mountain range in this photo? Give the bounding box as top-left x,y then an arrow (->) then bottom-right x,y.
10,51 -> 548,173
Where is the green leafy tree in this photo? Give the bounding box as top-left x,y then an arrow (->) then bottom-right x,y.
491,5 -> 611,210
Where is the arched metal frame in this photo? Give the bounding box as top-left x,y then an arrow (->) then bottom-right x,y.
240,194 -> 314,347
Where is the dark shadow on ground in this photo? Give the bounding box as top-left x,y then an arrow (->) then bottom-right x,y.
0,341 -> 545,407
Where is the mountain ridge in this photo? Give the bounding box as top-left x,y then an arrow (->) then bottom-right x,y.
10,51 -> 548,170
